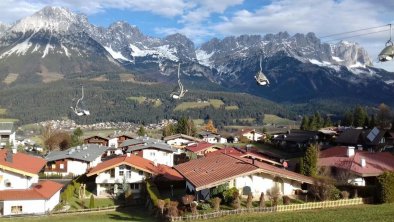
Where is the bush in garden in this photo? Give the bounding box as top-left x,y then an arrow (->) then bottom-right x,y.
211,197 -> 221,211
246,193 -> 253,208
259,192 -> 265,208
269,186 -> 281,206
340,191 -> 350,199
309,176 -> 340,201
89,195 -> 95,208
190,202 -> 198,215
157,199 -> 165,215
282,195 -> 290,205
223,187 -> 239,204
377,172 -> 394,203
181,194 -> 195,208
198,203 -> 211,211
166,201 -> 179,218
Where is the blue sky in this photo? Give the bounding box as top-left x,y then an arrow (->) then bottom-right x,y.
0,0 -> 394,70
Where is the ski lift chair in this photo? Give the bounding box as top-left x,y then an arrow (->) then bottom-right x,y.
71,85 -> 90,116
378,24 -> 394,62
255,55 -> 270,86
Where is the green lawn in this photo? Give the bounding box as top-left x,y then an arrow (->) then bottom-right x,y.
0,206 -> 155,222
0,118 -> 18,122
201,203 -> 394,222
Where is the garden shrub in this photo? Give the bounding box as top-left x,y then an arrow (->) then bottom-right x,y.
198,203 -> 211,211
340,191 -> 349,199
246,193 -> 253,208
223,187 -> 239,204
377,172 -> 394,203
282,195 -> 290,205
259,192 -> 265,208
211,197 -> 221,211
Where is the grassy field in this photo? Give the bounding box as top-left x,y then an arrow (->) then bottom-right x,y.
2,73 -> 19,85
174,101 -> 210,111
209,99 -> 224,109
225,105 -> 239,110
174,99 -> 226,111
200,203 -> 394,222
0,108 -> 6,115
0,206 -> 155,222
127,96 -> 147,104
264,114 -> 297,126
0,118 -> 18,122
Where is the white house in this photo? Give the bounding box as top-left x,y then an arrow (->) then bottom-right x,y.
0,149 -> 63,215
44,144 -> 109,176
0,122 -> 16,149
164,134 -> 202,147
175,153 -> 313,200
87,154 -> 182,197
239,129 -> 265,141
0,180 -> 63,215
121,137 -> 176,167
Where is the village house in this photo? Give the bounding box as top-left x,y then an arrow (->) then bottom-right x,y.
174,153 -> 313,200
198,131 -> 228,144
239,129 -> 265,142
0,149 -> 63,215
0,122 -> 16,149
44,144 -> 109,176
87,154 -> 182,197
319,146 -> 394,186
184,142 -> 222,157
163,134 -> 202,150
121,137 -> 176,167
272,129 -> 323,150
335,127 -> 393,150
84,135 -> 118,148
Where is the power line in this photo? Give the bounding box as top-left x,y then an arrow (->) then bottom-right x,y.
319,24 -> 390,39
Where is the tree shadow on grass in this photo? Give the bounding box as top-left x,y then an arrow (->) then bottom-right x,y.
108,206 -> 156,221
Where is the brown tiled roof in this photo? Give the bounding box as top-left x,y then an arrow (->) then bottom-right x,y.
319,146 -> 394,177
0,180 -> 63,201
0,150 -> 46,176
174,154 -> 260,191
185,142 -> 217,153
87,154 -> 183,180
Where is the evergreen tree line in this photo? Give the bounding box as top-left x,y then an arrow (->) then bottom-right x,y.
300,112 -> 332,131
341,104 -> 393,129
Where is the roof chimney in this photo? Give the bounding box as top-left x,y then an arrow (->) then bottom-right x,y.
12,148 -> 17,154
6,151 -> 13,163
126,153 -> 131,157
361,158 -> 366,168
347,146 -> 355,157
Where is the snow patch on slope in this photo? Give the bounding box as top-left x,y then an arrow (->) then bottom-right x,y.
104,45 -> 131,62
196,49 -> 214,67
0,33 -> 35,58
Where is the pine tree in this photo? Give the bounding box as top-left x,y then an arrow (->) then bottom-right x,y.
377,103 -> 392,129
301,144 -> 319,177
162,123 -> 176,137
300,116 -> 309,130
315,112 -> 323,129
343,111 -> 354,126
353,106 -> 367,127
323,115 -> 332,127
369,114 -> 376,128
137,126 -> 146,136
308,115 -> 318,131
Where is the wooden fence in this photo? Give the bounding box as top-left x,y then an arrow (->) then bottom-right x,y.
170,198 -> 372,221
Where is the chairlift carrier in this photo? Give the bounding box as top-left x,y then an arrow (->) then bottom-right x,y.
170,63 -> 188,99
378,24 -> 394,62
255,55 -> 270,86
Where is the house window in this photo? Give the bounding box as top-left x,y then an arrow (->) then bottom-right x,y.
138,170 -> 143,176
11,206 -> 22,214
110,169 -> 115,178
150,152 -> 156,157
60,164 -> 64,169
51,164 -> 56,169
119,165 -> 125,177
130,183 -> 140,190
5,181 -> 11,187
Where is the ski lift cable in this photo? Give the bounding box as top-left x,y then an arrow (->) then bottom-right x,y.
322,29 -> 390,43
319,24 -> 389,39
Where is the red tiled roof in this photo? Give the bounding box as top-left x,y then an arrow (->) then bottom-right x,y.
319,146 -> 394,177
0,180 -> 63,201
174,154 -> 260,191
185,142 -> 216,153
207,147 -> 281,166
0,150 -> 46,176
87,154 -> 183,180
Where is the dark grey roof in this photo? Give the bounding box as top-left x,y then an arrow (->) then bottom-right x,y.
45,144 -> 109,162
336,129 -> 363,145
121,136 -> 176,153
163,134 -> 202,142
0,122 -> 14,133
126,143 -> 176,153
120,137 -> 165,147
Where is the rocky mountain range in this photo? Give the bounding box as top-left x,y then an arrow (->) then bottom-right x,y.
0,6 -> 393,107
